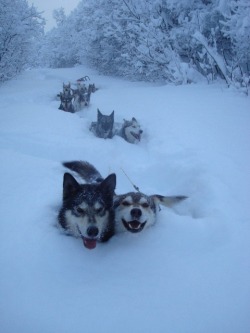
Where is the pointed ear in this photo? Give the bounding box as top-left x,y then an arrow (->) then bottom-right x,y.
132,117 -> 137,122
62,173 -> 80,201
99,173 -> 116,195
152,194 -> 187,208
110,110 -> 114,118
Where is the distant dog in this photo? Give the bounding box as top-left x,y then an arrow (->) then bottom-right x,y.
115,117 -> 143,144
63,161 -> 187,234
58,166 -> 116,250
72,83 -> 91,110
90,109 -> 114,139
62,82 -> 72,97
58,93 -> 75,113
88,83 -> 97,93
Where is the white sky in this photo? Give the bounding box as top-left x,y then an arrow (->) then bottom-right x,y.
28,0 -> 80,31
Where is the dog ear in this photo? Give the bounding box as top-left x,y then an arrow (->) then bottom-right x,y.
132,117 -> 137,122
99,173 -> 116,196
63,172 -> 80,201
152,194 -> 187,208
97,109 -> 102,119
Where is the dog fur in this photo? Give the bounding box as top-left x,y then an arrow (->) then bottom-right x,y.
90,111 -> 143,144
58,92 -> 75,113
115,117 -> 143,144
90,109 -> 114,139
62,161 -> 187,234
58,167 -> 116,250
62,82 -> 72,97
72,83 -> 92,110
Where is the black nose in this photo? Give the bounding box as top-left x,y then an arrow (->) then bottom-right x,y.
131,208 -> 142,219
87,226 -> 99,238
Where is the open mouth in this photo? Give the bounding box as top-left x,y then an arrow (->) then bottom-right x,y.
77,226 -> 97,250
122,219 -> 147,233
130,132 -> 141,141
82,237 -> 97,250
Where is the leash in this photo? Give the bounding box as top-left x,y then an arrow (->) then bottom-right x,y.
120,167 -> 140,192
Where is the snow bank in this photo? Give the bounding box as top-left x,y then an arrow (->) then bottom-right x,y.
0,66 -> 250,333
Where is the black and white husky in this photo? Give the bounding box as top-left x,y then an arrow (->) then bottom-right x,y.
58,92 -> 75,113
58,167 -> 116,250
115,117 -> 143,144
62,161 -> 187,234
72,82 -> 92,110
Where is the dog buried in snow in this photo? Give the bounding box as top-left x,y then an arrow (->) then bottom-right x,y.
58,161 -> 187,248
90,109 -> 114,139
114,117 -> 143,144
90,109 -> 143,144
58,167 -> 116,250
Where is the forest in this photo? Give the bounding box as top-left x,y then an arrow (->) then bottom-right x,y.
0,0 -> 249,93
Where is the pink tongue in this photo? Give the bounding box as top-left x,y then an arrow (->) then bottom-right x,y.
83,238 -> 97,250
129,221 -> 141,229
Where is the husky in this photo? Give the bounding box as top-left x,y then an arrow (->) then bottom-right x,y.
58,92 -> 75,113
63,161 -> 187,234
58,168 -> 116,250
88,83 -> 97,93
62,82 -> 72,97
115,117 -> 143,144
72,83 -> 91,110
90,109 -> 114,139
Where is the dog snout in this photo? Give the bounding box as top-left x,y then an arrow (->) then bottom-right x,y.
87,226 -> 99,238
130,208 -> 142,219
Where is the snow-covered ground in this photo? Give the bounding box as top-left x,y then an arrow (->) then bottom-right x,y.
0,66 -> 250,333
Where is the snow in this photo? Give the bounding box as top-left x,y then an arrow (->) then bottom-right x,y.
0,65 -> 250,333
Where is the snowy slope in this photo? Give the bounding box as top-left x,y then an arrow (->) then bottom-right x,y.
0,66 -> 250,333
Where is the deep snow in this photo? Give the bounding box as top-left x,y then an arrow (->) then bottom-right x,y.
0,66 -> 250,333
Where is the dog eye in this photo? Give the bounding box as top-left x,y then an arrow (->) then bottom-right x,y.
95,207 -> 104,214
76,207 -> 85,214
122,201 -> 131,206
141,202 -> 149,208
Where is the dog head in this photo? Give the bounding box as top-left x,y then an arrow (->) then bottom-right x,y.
88,84 -> 97,93
123,117 -> 143,144
114,192 -> 187,233
76,81 -> 86,91
63,82 -> 71,95
58,93 -> 74,112
59,172 -> 116,249
96,109 -> 114,139
82,91 -> 91,106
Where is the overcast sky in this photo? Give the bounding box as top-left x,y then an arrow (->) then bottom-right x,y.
28,0 -> 80,31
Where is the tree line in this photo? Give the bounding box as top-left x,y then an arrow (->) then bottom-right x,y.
1,0 -> 249,93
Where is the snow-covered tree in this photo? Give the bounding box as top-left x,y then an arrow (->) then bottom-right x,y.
222,0 -> 250,93
39,10 -> 79,68
0,0 -> 45,82
39,0 -> 250,90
